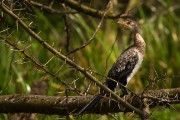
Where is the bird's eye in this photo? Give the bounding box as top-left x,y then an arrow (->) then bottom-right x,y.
127,21 -> 131,24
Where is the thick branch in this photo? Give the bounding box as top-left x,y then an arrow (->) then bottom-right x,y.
0,88 -> 179,115
25,0 -> 126,19
59,0 -> 125,19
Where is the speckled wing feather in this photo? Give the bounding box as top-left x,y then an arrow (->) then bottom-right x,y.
105,46 -> 139,90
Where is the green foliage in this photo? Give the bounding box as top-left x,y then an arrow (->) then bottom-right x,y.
0,0 -> 180,119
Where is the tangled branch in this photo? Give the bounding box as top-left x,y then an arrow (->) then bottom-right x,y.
0,88 -> 179,115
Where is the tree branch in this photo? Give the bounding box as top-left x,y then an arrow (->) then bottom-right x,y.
59,0 -> 127,19
0,2 -> 144,117
0,88 -> 179,115
25,0 -> 77,15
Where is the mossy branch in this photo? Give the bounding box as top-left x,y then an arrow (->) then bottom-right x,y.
0,88 -> 179,115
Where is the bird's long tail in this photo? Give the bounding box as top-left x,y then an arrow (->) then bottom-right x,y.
75,93 -> 104,115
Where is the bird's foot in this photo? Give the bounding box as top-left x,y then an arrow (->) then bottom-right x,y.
120,92 -> 128,97
120,86 -> 128,97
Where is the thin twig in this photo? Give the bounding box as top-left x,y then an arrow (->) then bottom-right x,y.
25,0 -> 77,15
63,13 -> 71,52
142,73 -> 167,94
1,51 -> 15,94
66,1 -> 110,55
102,32 -> 119,80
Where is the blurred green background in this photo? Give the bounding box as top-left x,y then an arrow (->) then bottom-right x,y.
0,0 -> 180,119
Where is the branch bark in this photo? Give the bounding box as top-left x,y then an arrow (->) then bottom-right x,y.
0,88 -> 179,115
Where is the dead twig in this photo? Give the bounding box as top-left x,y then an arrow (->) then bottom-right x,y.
66,0 -> 112,55
0,35 -> 81,95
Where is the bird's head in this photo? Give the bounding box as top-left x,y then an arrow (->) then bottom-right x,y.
117,19 -> 139,32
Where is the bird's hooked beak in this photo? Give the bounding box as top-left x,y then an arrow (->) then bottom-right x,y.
117,19 -> 129,28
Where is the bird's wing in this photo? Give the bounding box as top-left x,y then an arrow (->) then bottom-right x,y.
106,47 -> 139,89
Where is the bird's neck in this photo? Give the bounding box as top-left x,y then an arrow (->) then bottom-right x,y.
134,30 -> 146,54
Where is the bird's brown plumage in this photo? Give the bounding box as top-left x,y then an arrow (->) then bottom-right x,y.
75,19 -> 146,115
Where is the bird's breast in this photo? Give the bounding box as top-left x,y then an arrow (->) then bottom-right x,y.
126,51 -> 143,84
